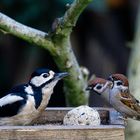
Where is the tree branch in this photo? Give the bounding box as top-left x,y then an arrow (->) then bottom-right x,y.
54,0 -> 92,36
51,0 -> 92,106
63,0 -> 92,27
0,0 -> 92,106
0,13 -> 54,53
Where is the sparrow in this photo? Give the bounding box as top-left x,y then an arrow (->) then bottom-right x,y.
0,68 -> 68,125
108,74 -> 140,120
87,74 -> 140,120
86,77 -> 112,103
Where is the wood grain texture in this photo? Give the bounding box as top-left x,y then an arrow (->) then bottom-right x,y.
0,125 -> 125,140
0,107 -> 125,140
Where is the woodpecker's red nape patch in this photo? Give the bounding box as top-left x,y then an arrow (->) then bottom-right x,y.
111,73 -> 129,87
88,77 -> 107,86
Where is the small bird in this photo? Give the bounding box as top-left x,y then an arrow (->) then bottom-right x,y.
108,74 -> 140,120
0,68 -> 68,125
87,74 -> 140,120
86,77 -> 112,102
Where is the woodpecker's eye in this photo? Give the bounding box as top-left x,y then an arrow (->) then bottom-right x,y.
117,81 -> 123,86
42,73 -> 49,78
96,85 -> 102,90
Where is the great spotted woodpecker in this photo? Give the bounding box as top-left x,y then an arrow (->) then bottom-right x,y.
0,68 -> 68,125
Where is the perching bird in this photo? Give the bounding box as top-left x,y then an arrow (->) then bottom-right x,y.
87,74 -> 140,120
86,77 -> 112,103
108,74 -> 140,120
0,68 -> 68,125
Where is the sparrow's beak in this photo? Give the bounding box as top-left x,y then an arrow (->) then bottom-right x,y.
54,72 -> 69,80
86,85 -> 92,91
86,86 -> 101,95
107,76 -> 114,89
106,81 -> 113,89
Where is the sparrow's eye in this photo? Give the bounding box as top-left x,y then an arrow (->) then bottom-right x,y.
42,73 -> 49,78
116,81 -> 122,86
96,85 -> 102,90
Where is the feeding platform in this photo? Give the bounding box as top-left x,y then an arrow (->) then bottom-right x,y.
0,107 -> 125,140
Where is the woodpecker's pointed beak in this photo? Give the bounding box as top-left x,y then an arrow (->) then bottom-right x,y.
54,72 -> 69,80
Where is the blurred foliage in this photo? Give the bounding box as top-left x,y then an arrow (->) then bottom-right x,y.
88,0 -> 108,13
0,0 -> 75,30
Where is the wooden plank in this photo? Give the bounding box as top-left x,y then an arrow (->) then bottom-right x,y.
0,125 -> 125,130
0,125 -> 125,140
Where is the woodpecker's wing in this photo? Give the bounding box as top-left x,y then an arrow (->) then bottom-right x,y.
0,93 -> 27,117
8,84 -> 28,93
119,90 -> 140,113
0,84 -> 28,98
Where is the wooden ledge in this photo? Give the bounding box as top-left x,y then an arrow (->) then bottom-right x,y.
0,107 -> 125,140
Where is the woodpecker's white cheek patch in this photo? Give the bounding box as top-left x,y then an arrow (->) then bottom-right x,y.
49,70 -> 55,77
30,71 -> 55,87
24,85 -> 33,94
0,94 -> 23,107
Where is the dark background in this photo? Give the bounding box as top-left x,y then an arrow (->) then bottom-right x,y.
0,0 -> 138,107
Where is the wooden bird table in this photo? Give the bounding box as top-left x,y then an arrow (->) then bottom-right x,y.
0,107 -> 125,140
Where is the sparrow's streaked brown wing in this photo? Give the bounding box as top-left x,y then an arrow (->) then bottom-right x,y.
119,90 -> 140,113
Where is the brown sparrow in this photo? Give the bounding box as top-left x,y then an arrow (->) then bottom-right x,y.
87,74 -> 140,120
108,74 -> 140,120
86,77 -> 112,103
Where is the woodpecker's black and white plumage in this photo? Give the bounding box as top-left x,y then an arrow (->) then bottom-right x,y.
0,68 -> 68,125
